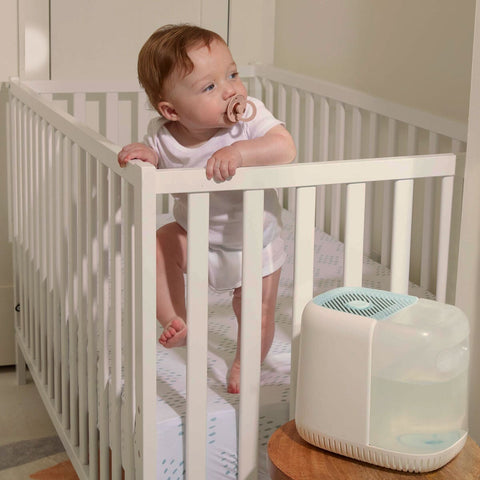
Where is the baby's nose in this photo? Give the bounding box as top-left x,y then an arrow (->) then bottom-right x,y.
223,84 -> 236,100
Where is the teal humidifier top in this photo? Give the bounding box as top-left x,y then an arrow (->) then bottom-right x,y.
295,286 -> 469,473
312,287 -> 418,321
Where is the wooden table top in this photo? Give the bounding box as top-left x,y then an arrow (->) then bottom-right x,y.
267,420 -> 480,480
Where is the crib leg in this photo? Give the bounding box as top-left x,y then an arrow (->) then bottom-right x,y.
15,338 -> 27,385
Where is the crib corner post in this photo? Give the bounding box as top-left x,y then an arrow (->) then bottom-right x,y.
15,337 -> 27,385
132,161 -> 158,480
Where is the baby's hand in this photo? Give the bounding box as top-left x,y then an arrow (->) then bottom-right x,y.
205,145 -> 242,182
118,143 -> 159,168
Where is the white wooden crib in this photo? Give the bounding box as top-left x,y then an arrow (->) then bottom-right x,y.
7,64 -> 465,480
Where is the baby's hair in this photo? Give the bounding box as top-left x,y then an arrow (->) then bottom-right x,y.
138,24 -> 226,113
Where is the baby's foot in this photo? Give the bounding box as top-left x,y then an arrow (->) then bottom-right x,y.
159,317 -> 187,348
227,359 -> 241,394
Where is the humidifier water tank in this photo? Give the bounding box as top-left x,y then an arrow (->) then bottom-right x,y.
295,287 -> 469,472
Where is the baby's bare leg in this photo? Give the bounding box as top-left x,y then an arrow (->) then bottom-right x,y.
156,222 -> 188,348
228,268 -> 281,394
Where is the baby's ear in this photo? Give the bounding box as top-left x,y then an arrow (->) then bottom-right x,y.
157,101 -> 178,121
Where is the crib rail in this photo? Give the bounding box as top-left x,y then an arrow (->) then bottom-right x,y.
252,65 -> 466,298
21,64 -> 466,298
7,73 -> 458,480
8,77 -> 158,480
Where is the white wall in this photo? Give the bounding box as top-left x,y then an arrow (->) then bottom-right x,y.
49,0 -> 274,81
50,0 -> 218,80
274,0 -> 480,443
457,0 -> 480,447
5,0 -> 480,444
0,0 -> 19,365
274,0 -> 474,124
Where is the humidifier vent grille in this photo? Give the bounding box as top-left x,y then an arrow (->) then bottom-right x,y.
312,287 -> 417,321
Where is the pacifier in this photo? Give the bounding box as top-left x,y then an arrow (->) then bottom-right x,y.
226,94 -> 257,123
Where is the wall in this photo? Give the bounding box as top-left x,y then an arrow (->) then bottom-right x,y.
0,0 -> 19,365
274,0 -> 480,443
274,0 -> 474,124
49,0 -> 274,81
457,0 -> 480,447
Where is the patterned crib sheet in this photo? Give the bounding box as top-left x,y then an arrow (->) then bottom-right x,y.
143,209 -> 433,480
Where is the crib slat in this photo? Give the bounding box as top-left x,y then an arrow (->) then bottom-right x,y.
364,112 -> 377,256
331,102 -> 345,239
20,105 -> 28,348
185,192 -> 210,480
344,183 -> 366,287
290,88 -> 300,154
290,186 -> 316,419
19,108 -> 27,352
390,180 -> 414,294
407,125 -> 417,155
39,119 -> 48,386
136,91 -> 149,143
288,88 -> 301,208
33,116 -> 41,366
86,153 -> 99,479
252,76 -> 263,100
25,108 -> 33,359
32,114 -> 40,372
380,118 -> 397,266
61,135 -> 70,430
351,107 -> 362,159
53,129 -> 62,414
97,162 -> 111,480
45,122 -> 54,399
238,189 -> 264,480
420,133 -> 439,291
316,97 -> 329,230
14,89 -> 27,377
106,92 -> 119,143
122,181 -> 135,480
133,163 -> 157,480
6,94 -> 13,242
277,84 -> 287,123
109,171 -> 123,478
69,142 -> 79,448
25,108 -> 33,354
77,147 -> 89,464
436,176 -> 454,302
73,93 -> 86,122
303,93 -> 314,164
264,79 -> 274,112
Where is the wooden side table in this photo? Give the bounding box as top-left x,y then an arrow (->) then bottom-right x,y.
268,420 -> 480,480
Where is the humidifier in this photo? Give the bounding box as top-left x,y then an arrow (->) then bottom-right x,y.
295,287 -> 469,472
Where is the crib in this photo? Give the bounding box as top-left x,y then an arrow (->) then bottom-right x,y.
7,64 -> 466,480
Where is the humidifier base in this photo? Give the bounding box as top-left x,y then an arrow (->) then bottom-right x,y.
295,425 -> 468,473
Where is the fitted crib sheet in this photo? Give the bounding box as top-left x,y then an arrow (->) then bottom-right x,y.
149,209 -> 433,480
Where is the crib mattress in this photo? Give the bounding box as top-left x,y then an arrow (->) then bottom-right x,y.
150,210 -> 433,480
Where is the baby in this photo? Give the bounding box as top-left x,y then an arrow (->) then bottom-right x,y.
118,24 -> 296,393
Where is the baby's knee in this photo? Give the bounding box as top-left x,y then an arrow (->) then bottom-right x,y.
156,223 -> 187,256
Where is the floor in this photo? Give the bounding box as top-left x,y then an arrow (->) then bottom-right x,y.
0,365 -> 69,480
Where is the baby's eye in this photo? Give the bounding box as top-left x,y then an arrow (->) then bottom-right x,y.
229,72 -> 239,80
203,83 -> 215,92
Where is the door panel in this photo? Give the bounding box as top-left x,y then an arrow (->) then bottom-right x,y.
50,0 -> 229,80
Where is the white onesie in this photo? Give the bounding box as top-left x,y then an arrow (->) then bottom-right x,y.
144,96 -> 286,291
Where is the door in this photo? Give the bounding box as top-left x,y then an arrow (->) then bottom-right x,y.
49,0 -> 230,80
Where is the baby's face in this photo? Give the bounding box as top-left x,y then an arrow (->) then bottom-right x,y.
162,40 -> 248,134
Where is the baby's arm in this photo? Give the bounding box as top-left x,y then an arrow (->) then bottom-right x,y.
118,142 -> 159,168
205,124 -> 296,182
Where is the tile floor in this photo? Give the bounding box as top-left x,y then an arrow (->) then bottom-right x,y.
0,365 -> 69,480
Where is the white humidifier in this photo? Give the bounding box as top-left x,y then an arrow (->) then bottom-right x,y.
295,287 -> 469,472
